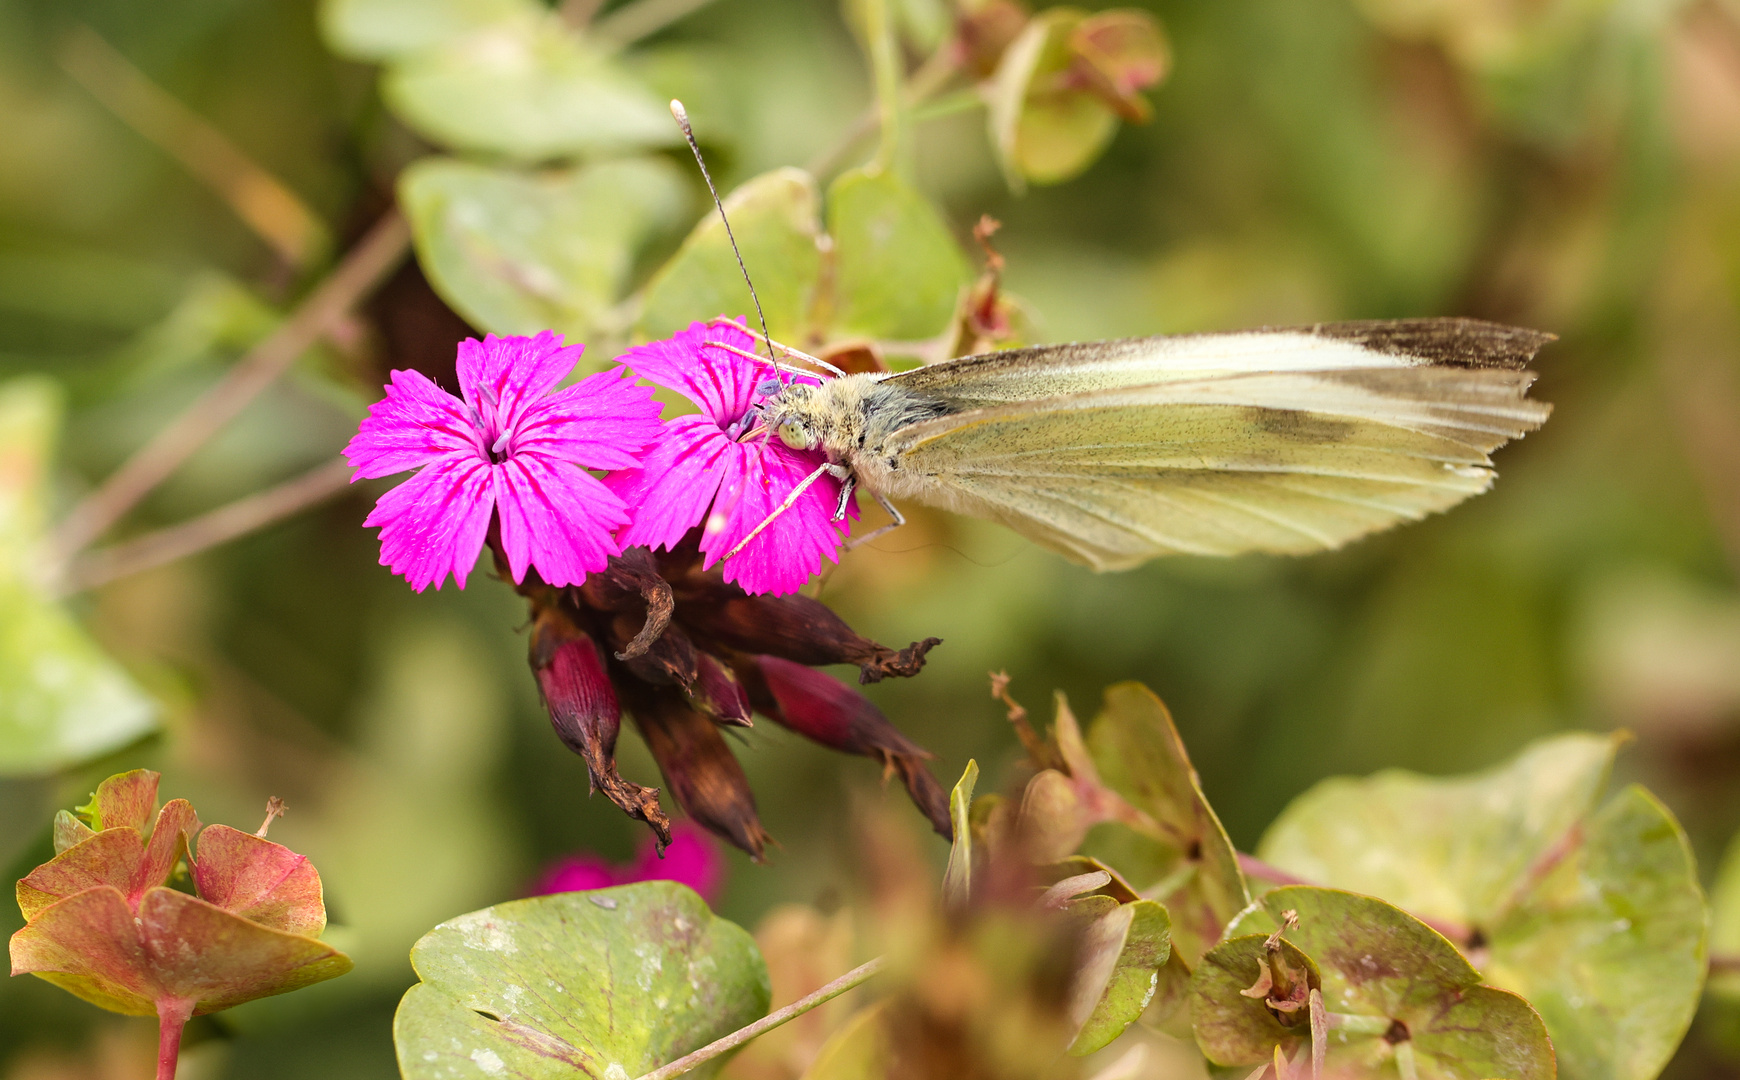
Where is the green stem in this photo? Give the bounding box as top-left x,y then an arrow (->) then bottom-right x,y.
591,0 -> 719,45
1325,1012 -> 1393,1037
863,0 -> 906,175
157,997 -> 195,1080
1394,1040 -> 1419,1080
634,956 -> 884,1080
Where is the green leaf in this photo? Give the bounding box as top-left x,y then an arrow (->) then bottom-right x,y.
382,16 -> 676,161
318,0 -> 540,61
942,759 -> 978,906
1257,737 -> 1707,1080
1204,887 -> 1555,1079
1067,898 -> 1170,1055
400,156 -> 686,346
0,380 -> 157,776
826,167 -> 970,342
393,882 -> 770,1080
799,1000 -> 889,1080
986,9 -> 1117,189
1081,682 -> 1249,964
1258,731 -> 1621,926
1712,828 -> 1740,999
1484,786 -> 1707,1080
636,168 -> 825,344
1189,932 -> 1321,1066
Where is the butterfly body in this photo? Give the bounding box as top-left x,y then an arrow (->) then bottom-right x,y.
758,318 -> 1554,570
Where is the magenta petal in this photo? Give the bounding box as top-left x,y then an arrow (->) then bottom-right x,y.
531,856 -> 619,896
616,318 -> 776,423
457,332 -> 584,435
495,452 -> 627,587
701,442 -> 852,595
608,416 -> 735,552
344,369 -> 481,479
365,453 -> 496,591
627,824 -> 725,903
513,367 -> 664,469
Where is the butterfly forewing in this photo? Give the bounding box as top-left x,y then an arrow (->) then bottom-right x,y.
870,321 -> 1553,569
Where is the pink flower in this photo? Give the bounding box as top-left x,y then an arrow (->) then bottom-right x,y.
344,332 -> 663,591
607,318 -> 853,595
531,823 -> 726,903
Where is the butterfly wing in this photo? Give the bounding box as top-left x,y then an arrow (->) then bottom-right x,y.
874,322 -> 1551,568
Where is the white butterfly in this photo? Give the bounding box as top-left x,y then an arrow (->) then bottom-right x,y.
750,318 -> 1552,570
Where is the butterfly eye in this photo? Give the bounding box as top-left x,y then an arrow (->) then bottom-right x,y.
777,421 -> 811,450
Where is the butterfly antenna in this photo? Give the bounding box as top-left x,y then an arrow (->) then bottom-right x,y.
670,99 -> 789,380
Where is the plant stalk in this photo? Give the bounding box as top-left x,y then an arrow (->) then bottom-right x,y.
56,457 -> 355,596
48,209 -> 409,571
156,997 -> 195,1080
633,956 -> 885,1080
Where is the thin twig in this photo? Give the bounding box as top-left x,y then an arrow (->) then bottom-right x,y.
592,0 -> 720,46
807,46 -> 962,178
48,210 -> 410,568
56,458 -> 355,596
58,27 -> 329,269
1234,852 -> 1478,948
1711,954 -> 1740,975
633,956 -> 885,1080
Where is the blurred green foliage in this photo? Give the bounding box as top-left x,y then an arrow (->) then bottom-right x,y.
2,0 -> 1740,1076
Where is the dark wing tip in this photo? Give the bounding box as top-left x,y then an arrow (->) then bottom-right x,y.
1306,318 -> 1557,369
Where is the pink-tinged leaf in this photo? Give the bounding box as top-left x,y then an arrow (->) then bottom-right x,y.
513,368 -> 663,470
617,318 -> 770,424
609,417 -> 735,552
8,885 -> 351,1019
456,331 -> 583,437
87,769 -> 159,833
137,888 -> 351,1014
365,452 -> 496,591
16,831 -> 144,922
192,825 -> 326,937
343,368 -> 482,480
494,453 -> 627,587
52,810 -> 96,855
133,799 -> 199,906
9,886 -> 156,1015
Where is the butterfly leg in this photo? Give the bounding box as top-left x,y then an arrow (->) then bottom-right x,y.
846,491 -> 906,550
833,474 -> 856,521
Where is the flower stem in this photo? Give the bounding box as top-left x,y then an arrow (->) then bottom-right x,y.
156,997 -> 195,1080
55,457 -> 354,596
592,0 -> 719,46
48,209 -> 409,570
633,956 -> 885,1080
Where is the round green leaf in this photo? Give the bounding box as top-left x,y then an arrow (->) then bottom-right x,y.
382,16 -> 676,161
1484,786 -> 1706,1080
1257,736 -> 1706,1080
1067,898 -> 1171,1055
636,168 -> 825,345
1189,932 -> 1321,1066
1215,887 -> 1555,1080
826,167 -> 970,342
1258,732 -> 1620,927
394,882 -> 770,1080
400,156 -> 686,347
0,380 -> 157,776
318,0 -> 540,62
986,9 -> 1117,189
1082,682 -> 1249,964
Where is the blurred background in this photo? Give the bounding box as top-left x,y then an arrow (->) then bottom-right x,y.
3,0 -> 1740,1076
